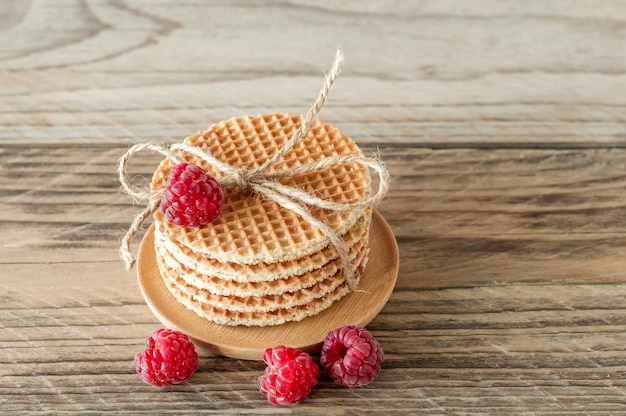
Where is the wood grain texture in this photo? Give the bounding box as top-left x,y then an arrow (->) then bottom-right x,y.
2,0 -> 626,414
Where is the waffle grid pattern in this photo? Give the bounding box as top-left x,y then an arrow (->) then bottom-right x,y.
152,114 -> 370,264
163,247 -> 368,299
155,230 -> 370,297
158,259 -> 369,327
150,114 -> 374,326
155,209 -> 371,282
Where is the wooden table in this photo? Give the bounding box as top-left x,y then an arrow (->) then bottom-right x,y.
3,1 -> 626,414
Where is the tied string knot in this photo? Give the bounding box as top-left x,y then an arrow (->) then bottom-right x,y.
117,49 -> 390,291
233,169 -> 257,190
220,164 -> 268,191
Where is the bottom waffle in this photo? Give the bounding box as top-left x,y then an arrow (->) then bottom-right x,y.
156,245 -> 369,313
158,258 -> 368,327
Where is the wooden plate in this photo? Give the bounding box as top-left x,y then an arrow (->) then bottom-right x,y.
136,210 -> 399,360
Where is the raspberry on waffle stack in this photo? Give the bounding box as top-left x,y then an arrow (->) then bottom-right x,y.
150,113 -> 374,327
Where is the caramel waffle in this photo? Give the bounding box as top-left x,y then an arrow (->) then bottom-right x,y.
150,113 -> 374,326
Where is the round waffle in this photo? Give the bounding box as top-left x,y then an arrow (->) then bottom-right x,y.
158,257 -> 369,327
150,113 -> 374,326
156,247 -> 369,314
151,113 -> 371,264
154,209 -> 371,283
156,234 -> 367,297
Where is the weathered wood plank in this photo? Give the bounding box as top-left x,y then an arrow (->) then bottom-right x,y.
3,1 -> 626,148
3,0 -> 626,414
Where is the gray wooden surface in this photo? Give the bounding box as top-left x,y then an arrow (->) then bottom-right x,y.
2,1 -> 626,414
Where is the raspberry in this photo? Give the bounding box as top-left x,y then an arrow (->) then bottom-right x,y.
160,163 -> 223,227
258,345 -> 320,405
320,325 -> 384,388
134,328 -> 199,387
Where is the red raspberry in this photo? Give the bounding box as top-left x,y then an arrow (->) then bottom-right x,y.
134,328 -> 199,387
320,325 -> 384,388
160,163 -> 223,227
258,345 -> 320,405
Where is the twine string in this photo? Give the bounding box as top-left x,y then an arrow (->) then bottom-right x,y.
256,49 -> 344,174
117,48 -> 389,290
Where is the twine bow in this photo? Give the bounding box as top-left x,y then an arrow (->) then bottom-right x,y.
117,49 -> 389,290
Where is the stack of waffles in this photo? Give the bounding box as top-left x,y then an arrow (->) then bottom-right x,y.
151,113 -> 373,326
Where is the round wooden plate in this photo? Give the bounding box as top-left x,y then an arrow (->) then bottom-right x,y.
136,210 -> 399,360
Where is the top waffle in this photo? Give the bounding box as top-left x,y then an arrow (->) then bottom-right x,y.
151,113 -> 371,264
